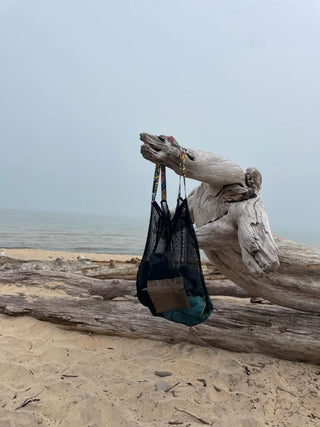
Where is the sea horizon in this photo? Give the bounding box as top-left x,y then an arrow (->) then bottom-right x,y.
0,208 -> 149,255
0,208 -> 319,255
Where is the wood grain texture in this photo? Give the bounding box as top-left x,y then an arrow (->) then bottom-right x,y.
1,257 -> 319,363
0,257 -> 245,299
0,259 -> 319,364
140,133 -> 320,313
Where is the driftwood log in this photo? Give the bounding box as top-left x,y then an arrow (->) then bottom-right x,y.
0,136 -> 319,365
0,257 -> 247,299
0,257 -> 319,364
140,133 -> 320,314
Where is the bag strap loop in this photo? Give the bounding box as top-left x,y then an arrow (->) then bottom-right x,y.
152,164 -> 166,201
151,136 -> 187,202
178,148 -> 187,199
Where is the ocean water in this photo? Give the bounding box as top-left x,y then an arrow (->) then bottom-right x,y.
0,209 -> 149,255
0,209 -> 319,255
273,228 -> 320,250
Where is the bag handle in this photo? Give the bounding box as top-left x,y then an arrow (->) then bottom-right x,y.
151,136 -> 187,202
167,137 -> 187,199
178,148 -> 187,199
152,164 -> 166,201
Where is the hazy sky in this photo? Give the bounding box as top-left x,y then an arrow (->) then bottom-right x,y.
0,0 -> 319,232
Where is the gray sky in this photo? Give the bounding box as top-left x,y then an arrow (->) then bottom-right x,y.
0,0 -> 319,232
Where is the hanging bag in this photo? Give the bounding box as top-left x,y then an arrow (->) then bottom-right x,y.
136,138 -> 213,326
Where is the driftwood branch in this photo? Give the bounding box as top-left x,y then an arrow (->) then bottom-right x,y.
0,257 -> 247,299
0,257 -> 319,364
140,133 -> 246,190
0,282 -> 319,365
140,133 -> 320,314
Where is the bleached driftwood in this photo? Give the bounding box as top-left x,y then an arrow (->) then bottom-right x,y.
0,257 -> 319,364
0,257 -> 248,299
140,133 -> 320,313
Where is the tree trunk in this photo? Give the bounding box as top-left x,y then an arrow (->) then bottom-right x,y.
0,258 -> 319,364
140,133 -> 320,313
0,257 -> 249,299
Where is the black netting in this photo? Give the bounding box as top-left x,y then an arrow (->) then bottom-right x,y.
136,194 -> 213,325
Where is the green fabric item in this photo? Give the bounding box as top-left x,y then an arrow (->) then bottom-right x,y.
162,296 -> 211,326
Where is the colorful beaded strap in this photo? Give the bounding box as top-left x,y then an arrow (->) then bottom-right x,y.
151,136 -> 186,202
178,148 -> 187,199
152,164 -> 166,201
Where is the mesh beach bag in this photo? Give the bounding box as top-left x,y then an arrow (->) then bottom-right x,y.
136,138 -> 213,326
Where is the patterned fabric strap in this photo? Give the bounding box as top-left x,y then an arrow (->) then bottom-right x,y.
160,165 -> 166,200
179,149 -> 187,199
151,136 -> 186,201
152,164 -> 166,201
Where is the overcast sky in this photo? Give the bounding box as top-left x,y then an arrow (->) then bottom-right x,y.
0,0 -> 319,233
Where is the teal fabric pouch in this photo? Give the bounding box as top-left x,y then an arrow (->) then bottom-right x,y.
162,296 -> 211,326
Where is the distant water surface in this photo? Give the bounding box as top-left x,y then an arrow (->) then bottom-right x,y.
0,209 -> 319,255
0,209 -> 148,255
273,228 -> 320,250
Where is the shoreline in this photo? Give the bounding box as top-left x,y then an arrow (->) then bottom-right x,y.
1,248 -> 141,262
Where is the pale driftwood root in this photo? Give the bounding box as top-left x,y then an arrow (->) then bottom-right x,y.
0,258 -> 319,364
0,257 -> 246,299
0,284 -> 319,365
140,133 -> 320,313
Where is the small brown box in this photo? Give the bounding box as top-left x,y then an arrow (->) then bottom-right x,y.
147,276 -> 190,313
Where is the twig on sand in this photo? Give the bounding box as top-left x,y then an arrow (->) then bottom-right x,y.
61,374 -> 78,379
165,382 -> 181,393
15,398 -> 40,410
276,386 -> 297,397
15,389 -> 45,410
174,407 -> 212,425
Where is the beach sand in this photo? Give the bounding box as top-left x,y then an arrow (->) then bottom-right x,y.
2,248 -> 138,262
0,249 -> 320,426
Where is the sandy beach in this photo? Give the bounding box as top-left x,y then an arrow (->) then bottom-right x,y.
0,249 -> 320,426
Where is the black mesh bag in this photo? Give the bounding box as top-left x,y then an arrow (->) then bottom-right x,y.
136,146 -> 213,326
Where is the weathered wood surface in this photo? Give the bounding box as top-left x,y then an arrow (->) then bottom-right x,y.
0,257 -> 319,364
140,133 -> 320,313
0,257 -> 249,299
